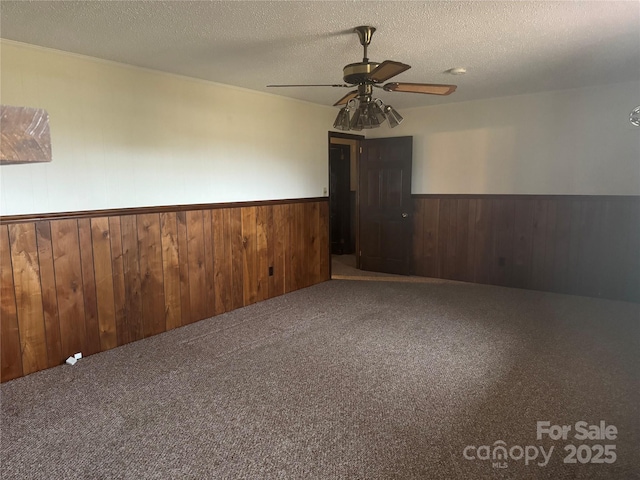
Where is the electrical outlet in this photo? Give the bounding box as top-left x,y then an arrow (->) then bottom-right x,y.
268,266 -> 274,276
322,186 -> 328,196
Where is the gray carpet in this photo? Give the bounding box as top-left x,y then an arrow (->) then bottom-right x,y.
331,254 -> 402,278
1,279 -> 639,479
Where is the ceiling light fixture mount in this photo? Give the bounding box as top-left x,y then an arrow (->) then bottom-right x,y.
447,67 -> 467,75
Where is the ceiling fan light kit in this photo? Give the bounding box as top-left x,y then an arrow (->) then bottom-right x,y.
333,96 -> 403,131
384,104 -> 404,128
268,25 -> 457,131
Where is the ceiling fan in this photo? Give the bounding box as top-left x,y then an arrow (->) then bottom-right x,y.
267,26 -> 457,131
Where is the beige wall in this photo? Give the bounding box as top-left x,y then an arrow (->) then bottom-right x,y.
3,39 -> 636,215
366,81 -> 640,195
0,41 -> 335,215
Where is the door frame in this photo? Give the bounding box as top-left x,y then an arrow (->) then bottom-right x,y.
328,131 -> 364,273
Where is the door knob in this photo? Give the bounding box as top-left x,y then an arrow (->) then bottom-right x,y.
401,213 -> 409,218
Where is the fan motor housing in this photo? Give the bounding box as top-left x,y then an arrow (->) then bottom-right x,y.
343,62 -> 380,84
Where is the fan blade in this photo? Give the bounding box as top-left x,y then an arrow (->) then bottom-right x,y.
333,90 -> 359,107
383,83 -> 457,95
267,84 -> 350,88
368,61 -> 411,83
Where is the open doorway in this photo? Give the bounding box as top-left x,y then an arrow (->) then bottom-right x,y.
328,132 -> 362,275
329,144 -> 352,255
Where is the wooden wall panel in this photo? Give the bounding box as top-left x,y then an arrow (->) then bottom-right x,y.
203,210 -> 216,318
542,200 -> 558,290
291,203 -> 305,291
120,215 -> 143,341
176,211 -> 191,327
453,199 -> 470,282
256,206 -> 270,303
288,204 -> 298,292
160,212 -> 182,330
412,198 -> 425,277
473,199 -> 493,285
50,220 -> 87,360
186,210 -> 207,322
303,203 -> 313,288
241,207 -> 258,306
601,199 -> 640,301
413,195 -> 640,303
491,199 -> 515,286
1,225 -> 22,381
288,204 -> 297,292
512,200 -> 534,289
465,199 -> 477,283
567,200 -> 584,293
309,202 -> 321,286
598,201 -> 619,299
35,222 -> 62,368
108,217 -> 127,346
137,214 -> 165,336
212,209 -> 232,315
230,208 -> 245,310
576,201 -> 605,297
91,217 -> 117,351
273,204 -> 288,296
77,219 -> 101,356
620,201 -> 640,301
529,200 -> 548,291
552,201 -> 573,294
8,223 -> 48,374
264,206 -> 276,300
422,199 -> 439,278
298,203 -> 307,289
319,201 -> 330,282
1,199 -> 329,382
436,198 -> 452,279
280,204 -> 293,294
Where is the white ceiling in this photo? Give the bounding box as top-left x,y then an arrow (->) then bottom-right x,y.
1,1 -> 639,109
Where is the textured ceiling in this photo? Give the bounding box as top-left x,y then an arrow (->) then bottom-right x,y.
1,1 -> 639,109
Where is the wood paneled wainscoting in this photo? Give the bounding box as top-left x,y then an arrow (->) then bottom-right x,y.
412,195 -> 640,303
0,198 -> 329,382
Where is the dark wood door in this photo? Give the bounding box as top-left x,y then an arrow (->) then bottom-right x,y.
359,136 -> 413,274
329,145 -> 351,255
